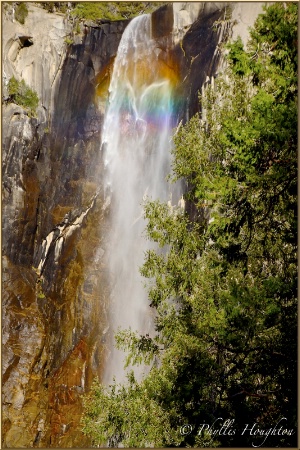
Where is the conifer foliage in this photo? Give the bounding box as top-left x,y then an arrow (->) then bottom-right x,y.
82,3 -> 297,447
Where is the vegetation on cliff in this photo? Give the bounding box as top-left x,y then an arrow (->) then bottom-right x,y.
15,2 -> 28,24
7,76 -> 39,117
38,2 -> 165,21
81,3 -> 297,447
70,2 -> 165,22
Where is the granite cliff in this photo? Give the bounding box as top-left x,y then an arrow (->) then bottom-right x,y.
2,2 -> 263,447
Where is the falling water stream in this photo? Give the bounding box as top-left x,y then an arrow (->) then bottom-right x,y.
101,14 -> 180,384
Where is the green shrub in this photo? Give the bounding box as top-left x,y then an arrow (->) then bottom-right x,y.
7,76 -> 39,117
15,2 -> 28,24
7,76 -> 19,98
64,36 -> 74,45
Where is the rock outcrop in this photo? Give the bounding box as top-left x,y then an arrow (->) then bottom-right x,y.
2,3 -> 70,112
2,2 -> 263,447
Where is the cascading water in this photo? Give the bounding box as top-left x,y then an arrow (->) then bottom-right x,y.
101,13 -> 180,384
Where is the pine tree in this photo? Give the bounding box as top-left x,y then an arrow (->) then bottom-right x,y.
81,3 -> 297,447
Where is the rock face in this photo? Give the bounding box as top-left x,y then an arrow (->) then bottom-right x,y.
2,2 -> 263,447
2,3 -> 70,112
2,4 -> 128,447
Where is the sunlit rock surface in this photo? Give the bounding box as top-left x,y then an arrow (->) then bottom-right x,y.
2,3 -> 70,111
2,2 -> 263,447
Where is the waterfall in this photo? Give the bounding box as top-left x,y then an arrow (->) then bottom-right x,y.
101,14 -> 180,384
